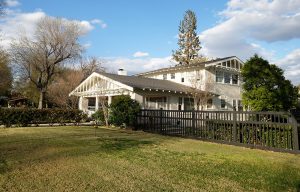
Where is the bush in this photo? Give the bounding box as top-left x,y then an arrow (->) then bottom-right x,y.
92,109 -> 106,125
109,95 -> 140,127
0,108 -> 87,127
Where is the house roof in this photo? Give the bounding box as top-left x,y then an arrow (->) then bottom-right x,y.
136,56 -> 241,76
97,72 -> 203,94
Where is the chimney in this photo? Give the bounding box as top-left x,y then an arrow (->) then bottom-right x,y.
117,68 -> 127,76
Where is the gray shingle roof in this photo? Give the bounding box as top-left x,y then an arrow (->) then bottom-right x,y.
98,72 -> 199,93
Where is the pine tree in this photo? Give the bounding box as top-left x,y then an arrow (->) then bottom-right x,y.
172,10 -> 201,65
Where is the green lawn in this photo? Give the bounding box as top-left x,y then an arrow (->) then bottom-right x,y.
0,126 -> 300,192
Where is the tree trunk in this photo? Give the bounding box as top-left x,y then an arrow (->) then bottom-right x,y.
38,91 -> 45,109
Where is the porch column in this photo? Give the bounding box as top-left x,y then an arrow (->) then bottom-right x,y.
95,96 -> 99,111
108,96 -> 112,105
78,96 -> 83,110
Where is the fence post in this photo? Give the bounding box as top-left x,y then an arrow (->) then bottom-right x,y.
192,109 -> 195,136
291,114 -> 299,150
233,112 -> 237,142
160,108 -> 163,134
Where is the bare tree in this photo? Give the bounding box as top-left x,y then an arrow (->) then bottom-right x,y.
98,96 -> 109,127
10,16 -> 84,109
189,70 -> 214,110
48,69 -> 84,109
0,48 -> 12,96
79,56 -> 105,79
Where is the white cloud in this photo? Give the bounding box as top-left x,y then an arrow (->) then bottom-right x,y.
5,0 -> 20,7
0,10 -> 46,48
133,51 -> 149,58
90,19 -> 107,29
276,49 -> 300,85
0,9 -> 106,49
199,0 -> 300,60
103,56 -> 174,74
78,20 -> 94,33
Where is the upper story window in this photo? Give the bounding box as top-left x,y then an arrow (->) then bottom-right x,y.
232,74 -> 238,84
219,59 -> 242,71
216,70 -> 239,85
163,74 -> 167,80
216,71 -> 223,83
171,73 -> 175,79
224,72 -> 231,84
181,78 -> 184,82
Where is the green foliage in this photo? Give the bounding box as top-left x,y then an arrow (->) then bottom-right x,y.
241,54 -> 298,111
0,108 -> 87,127
92,109 -> 105,125
172,10 -> 201,65
109,95 -> 141,127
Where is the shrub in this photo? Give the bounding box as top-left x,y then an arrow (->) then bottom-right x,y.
109,95 -> 141,127
92,110 -> 106,125
0,108 -> 87,127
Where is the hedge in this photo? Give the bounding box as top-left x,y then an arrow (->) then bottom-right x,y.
0,108 -> 87,127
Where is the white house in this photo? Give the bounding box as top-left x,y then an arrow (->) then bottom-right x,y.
69,56 -> 244,115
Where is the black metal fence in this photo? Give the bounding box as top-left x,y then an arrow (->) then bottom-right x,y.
135,109 -> 300,152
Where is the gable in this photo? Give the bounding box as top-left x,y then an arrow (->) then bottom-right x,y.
69,72 -> 133,97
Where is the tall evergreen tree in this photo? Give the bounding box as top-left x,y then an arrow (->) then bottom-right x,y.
241,54 -> 298,111
172,10 -> 201,65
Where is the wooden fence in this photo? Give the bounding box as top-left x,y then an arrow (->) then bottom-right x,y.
135,109 -> 300,152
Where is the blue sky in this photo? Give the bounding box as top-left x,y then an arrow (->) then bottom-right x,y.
20,0 -> 227,58
1,0 -> 300,84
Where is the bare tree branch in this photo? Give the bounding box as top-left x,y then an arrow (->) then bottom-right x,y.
10,16 -> 85,109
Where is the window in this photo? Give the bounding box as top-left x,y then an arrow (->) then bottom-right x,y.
184,97 -> 194,110
181,78 -> 184,82
88,97 -> 96,111
178,97 -> 182,110
207,99 -> 213,109
163,74 -> 167,80
231,60 -> 234,68
221,99 -> 226,109
216,71 -> 223,83
222,62 -> 226,67
224,72 -> 231,84
238,100 -> 243,111
171,73 -> 175,79
232,74 -> 238,84
233,99 -> 237,111
146,97 -> 167,109
227,61 -> 230,67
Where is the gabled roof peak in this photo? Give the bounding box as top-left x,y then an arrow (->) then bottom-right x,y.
136,56 -> 243,76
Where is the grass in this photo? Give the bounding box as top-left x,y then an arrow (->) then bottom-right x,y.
0,126 -> 300,192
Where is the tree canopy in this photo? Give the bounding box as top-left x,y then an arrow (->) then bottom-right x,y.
11,16 -> 84,109
241,54 -> 298,111
172,10 -> 201,65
